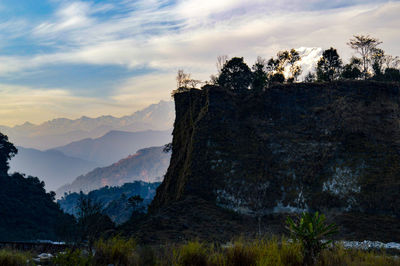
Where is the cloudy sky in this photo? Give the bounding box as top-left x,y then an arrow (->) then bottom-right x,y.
0,0 -> 399,126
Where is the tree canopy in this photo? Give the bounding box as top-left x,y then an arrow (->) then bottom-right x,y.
218,57 -> 252,91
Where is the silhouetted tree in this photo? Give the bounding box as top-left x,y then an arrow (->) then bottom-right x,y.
316,48 -> 342,82
216,55 -> 229,75
341,57 -> 362,80
384,68 -> 400,82
76,195 -> 114,250
176,69 -> 191,88
0,132 -> 17,175
288,49 -> 302,81
304,72 -> 316,83
218,57 -> 252,90
347,35 -> 382,79
371,48 -> 385,78
251,56 -> 268,91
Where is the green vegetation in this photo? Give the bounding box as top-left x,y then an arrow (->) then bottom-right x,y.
12,237 -> 387,265
286,212 -> 338,265
0,133 -> 75,241
0,249 -> 33,266
58,182 -> 159,225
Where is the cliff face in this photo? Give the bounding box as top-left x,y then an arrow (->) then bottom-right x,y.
151,81 -> 400,221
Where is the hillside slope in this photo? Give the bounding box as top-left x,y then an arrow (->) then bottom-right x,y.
57,146 -> 170,196
149,81 -> 400,242
9,147 -> 99,191
58,181 -> 160,225
52,130 -> 172,166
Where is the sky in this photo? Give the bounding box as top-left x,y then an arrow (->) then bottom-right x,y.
0,0 -> 399,126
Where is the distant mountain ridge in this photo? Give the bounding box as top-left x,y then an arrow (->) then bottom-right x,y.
58,181 -> 160,225
56,146 -> 170,197
52,130 -> 172,166
0,100 -> 174,150
9,147 -> 99,192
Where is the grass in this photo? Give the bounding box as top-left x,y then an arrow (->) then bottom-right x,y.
1,237 -> 399,265
0,249 -> 33,266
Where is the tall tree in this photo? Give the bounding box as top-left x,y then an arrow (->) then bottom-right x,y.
76,196 -> 114,250
251,56 -> 268,91
347,35 -> 382,79
0,132 -> 17,175
218,57 -> 252,91
341,57 -> 362,80
371,48 -> 385,78
176,69 -> 191,89
316,48 -> 342,82
288,49 -> 302,82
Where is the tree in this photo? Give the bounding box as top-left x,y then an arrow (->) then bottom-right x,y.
371,48 -> 385,78
288,49 -> 302,81
251,56 -> 268,91
76,195 -> 114,250
316,48 -> 342,82
218,57 -> 252,91
0,132 -> 18,175
384,55 -> 400,69
384,68 -> 400,82
341,57 -> 362,80
176,69 -> 191,89
304,72 -> 316,83
347,35 -> 382,79
216,55 -> 229,75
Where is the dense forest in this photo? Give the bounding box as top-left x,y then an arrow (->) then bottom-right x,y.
0,133 -> 74,241
58,181 -> 160,225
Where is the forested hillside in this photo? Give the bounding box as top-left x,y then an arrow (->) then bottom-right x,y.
0,133 -> 74,241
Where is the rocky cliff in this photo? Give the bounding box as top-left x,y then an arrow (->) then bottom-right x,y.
148,81 -> 400,241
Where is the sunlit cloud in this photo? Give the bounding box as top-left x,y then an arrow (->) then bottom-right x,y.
0,0 -> 399,126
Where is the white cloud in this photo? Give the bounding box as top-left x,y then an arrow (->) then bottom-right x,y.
1,0 -> 400,125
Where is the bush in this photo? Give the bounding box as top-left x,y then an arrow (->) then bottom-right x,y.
0,249 -> 32,266
52,249 -> 93,266
93,236 -> 137,265
286,212 -> 338,265
174,241 -> 209,266
224,240 -> 257,266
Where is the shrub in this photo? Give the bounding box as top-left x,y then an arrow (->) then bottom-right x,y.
286,212 -> 338,265
174,241 -> 209,266
52,248 -> 93,266
0,249 -> 32,266
224,239 -> 257,266
93,236 -> 137,266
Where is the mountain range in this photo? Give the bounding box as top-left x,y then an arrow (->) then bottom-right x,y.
51,130 -> 172,166
0,100 -> 174,150
56,146 -> 170,197
9,147 -> 99,192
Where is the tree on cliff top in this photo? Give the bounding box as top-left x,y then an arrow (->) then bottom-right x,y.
316,48 -> 343,82
218,57 -> 252,90
347,35 -> 382,80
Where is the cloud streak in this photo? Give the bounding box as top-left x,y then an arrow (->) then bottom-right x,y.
0,0 -> 399,126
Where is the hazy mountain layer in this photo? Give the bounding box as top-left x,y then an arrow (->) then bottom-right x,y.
0,100 -> 174,150
58,181 -> 160,225
9,147 -> 99,192
52,130 -> 172,166
56,146 -> 170,196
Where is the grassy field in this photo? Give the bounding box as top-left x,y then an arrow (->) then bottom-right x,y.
2,236 -> 399,266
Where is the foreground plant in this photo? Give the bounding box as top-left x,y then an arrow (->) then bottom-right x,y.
286,212 -> 338,265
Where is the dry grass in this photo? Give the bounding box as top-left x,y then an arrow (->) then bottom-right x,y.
2,237 -> 399,266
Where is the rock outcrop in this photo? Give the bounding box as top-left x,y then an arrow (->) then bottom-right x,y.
148,81 -> 400,241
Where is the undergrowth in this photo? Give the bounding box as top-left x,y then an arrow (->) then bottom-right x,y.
1,237 -> 399,266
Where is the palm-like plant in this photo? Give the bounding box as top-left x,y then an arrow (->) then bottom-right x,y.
286,212 -> 338,265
